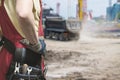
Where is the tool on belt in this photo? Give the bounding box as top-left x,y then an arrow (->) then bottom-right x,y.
1,36 -> 47,80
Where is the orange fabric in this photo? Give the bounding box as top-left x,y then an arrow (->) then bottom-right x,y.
38,0 -> 44,36
0,48 -> 13,80
0,0 -> 24,80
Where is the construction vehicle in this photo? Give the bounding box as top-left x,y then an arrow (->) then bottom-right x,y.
106,0 -> 120,28
42,4 -> 81,41
106,0 -> 120,22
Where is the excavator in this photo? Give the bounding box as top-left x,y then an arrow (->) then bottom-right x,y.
78,0 -> 83,20
106,0 -> 120,29
78,0 -> 87,21
42,0 -> 85,41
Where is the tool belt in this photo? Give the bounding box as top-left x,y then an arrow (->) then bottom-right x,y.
2,37 -> 47,80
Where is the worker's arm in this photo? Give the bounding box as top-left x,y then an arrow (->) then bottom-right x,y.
16,0 -> 39,45
16,0 -> 46,54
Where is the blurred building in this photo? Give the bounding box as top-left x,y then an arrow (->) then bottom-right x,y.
106,0 -> 120,21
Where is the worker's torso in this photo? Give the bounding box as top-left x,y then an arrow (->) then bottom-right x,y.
3,0 -> 40,37
0,0 -> 41,47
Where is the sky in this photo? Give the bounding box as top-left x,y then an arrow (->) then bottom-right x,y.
42,0 -> 117,19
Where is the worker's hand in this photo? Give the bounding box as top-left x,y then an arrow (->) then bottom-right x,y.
20,39 -> 46,55
39,39 -> 46,55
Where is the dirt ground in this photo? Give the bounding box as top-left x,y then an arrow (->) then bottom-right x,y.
45,22 -> 120,80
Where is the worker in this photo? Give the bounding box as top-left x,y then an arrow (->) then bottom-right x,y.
0,0 -> 46,80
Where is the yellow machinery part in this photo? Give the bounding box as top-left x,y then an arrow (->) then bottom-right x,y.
78,0 -> 83,20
